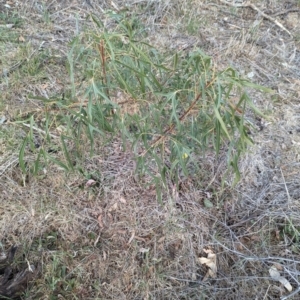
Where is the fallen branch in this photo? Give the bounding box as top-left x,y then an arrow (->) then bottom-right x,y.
219,0 -> 292,37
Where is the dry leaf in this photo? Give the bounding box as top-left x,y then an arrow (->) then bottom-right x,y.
97,215 -> 104,228
139,248 -> 149,253
125,283 -> 132,293
269,266 -> 292,292
55,125 -> 66,134
235,241 -> 244,251
19,35 -> 25,42
164,147 -> 171,154
107,213 -> 113,222
205,192 -> 212,198
273,263 -> 283,271
135,236 -> 146,242
127,231 -> 135,245
157,236 -> 165,243
240,237 -> 250,244
110,1 -> 120,11
250,235 -> 260,242
119,196 -> 127,204
85,179 -> 96,187
147,265 -> 154,277
198,249 -> 217,281
108,202 -> 118,212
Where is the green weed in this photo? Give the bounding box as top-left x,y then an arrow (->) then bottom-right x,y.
0,11 -> 22,27
18,11 -> 272,201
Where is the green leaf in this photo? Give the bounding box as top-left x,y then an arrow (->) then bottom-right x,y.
214,106 -> 231,139
19,136 -> 28,173
61,135 -> 74,171
204,198 -> 214,208
46,154 -> 69,171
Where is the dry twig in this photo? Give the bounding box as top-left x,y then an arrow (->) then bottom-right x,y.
219,0 -> 293,37
272,9 -> 299,18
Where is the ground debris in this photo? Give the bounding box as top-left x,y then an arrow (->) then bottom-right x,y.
0,246 -> 38,299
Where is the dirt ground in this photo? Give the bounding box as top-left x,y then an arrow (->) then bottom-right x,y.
1,0 -> 300,299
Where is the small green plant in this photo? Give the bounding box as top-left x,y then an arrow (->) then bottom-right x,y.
18,11 -> 272,201
282,218 -> 300,243
0,11 -> 23,27
0,10 -> 23,42
40,2 -> 51,24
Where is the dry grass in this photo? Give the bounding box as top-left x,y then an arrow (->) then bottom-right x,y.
1,0 -> 300,299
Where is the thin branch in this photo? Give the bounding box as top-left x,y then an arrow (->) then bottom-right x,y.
139,78 -> 216,157
99,40 -> 110,99
280,167 -> 292,208
272,9 -> 299,18
20,123 -> 59,139
219,0 -> 292,37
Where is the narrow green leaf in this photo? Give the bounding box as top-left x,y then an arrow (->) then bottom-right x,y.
90,14 -> 105,29
46,153 -> 69,171
19,136 -> 28,173
173,53 -> 178,69
154,176 -> 163,205
204,198 -> 214,208
61,135 -> 74,171
214,106 -> 230,139
33,148 -> 43,175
